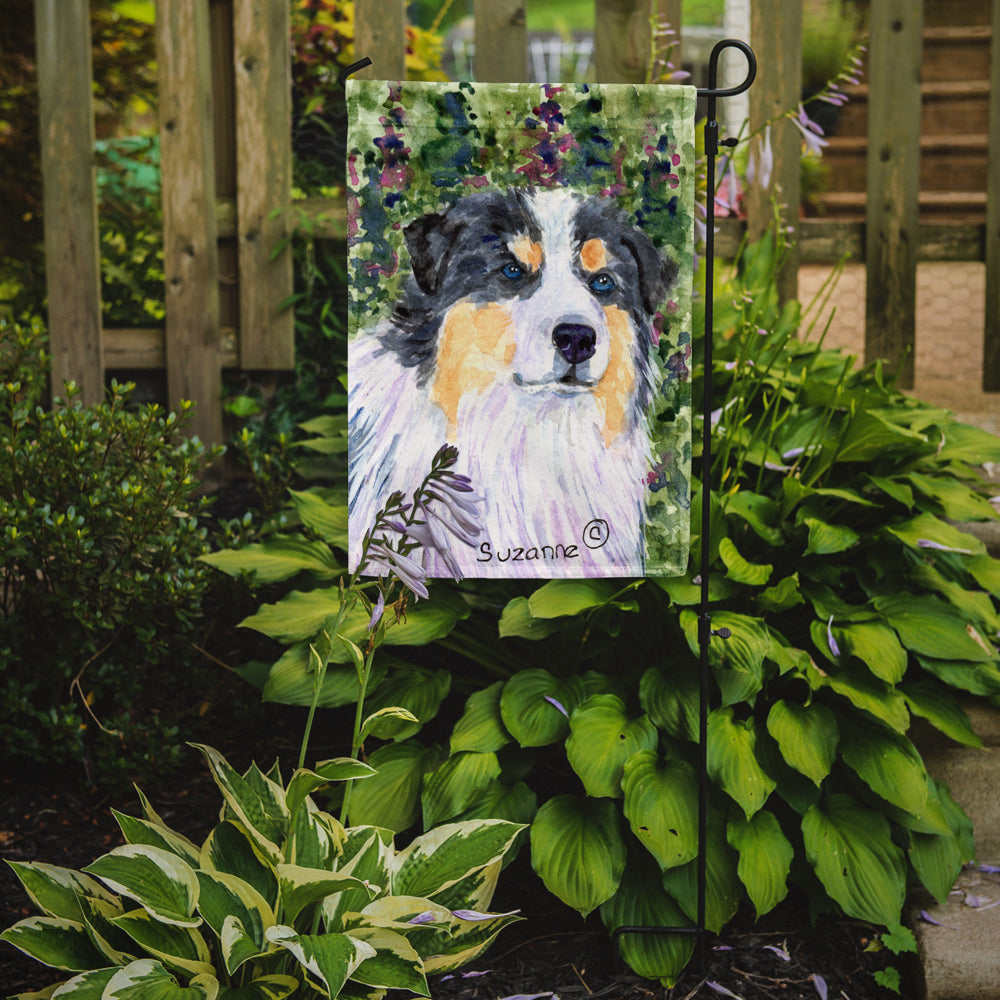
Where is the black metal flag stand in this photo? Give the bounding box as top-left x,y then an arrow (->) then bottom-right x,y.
340,37 -> 758,974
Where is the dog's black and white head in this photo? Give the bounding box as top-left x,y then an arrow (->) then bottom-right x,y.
379,188 -> 677,445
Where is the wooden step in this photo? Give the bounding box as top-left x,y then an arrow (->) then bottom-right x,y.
922,25 -> 993,83
922,0 -> 992,28
813,190 -> 987,222
821,134 -> 989,193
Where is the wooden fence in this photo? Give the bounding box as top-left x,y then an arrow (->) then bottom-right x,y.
34,0 -> 1000,444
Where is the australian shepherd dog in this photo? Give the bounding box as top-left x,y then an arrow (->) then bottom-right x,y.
348,187 -> 677,579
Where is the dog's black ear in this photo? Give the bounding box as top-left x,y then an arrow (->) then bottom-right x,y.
403,209 -> 464,297
622,231 -> 678,315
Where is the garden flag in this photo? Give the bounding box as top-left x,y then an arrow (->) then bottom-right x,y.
347,80 -> 697,580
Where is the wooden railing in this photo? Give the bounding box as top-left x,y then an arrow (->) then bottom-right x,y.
33,0 -> 1000,444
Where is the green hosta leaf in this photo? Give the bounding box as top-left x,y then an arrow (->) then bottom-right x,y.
191,746 -> 287,862
265,926 -> 375,997
0,916 -> 107,971
103,959 -> 218,999
277,865 -> 374,925
393,820 -> 524,901
909,814 -> 966,906
621,751 -> 698,871
565,695 -> 658,798
727,811 -> 793,918
453,779 -> 538,827
911,562 -> 1000,633
346,926 -> 428,994
866,474 -> 914,509
718,537 -> 772,585
111,909 -> 214,978
802,517 -> 859,556
639,664 -> 699,742
285,759 -> 376,822
906,472 -> 999,521
835,410 -> 927,463
84,846 -> 200,928
809,661 -> 910,732
967,553 -> 1000,597
935,421 -> 1000,464
681,610 -> 770,706
661,811 -> 741,933
755,573 -> 805,614
288,488 -> 349,547
497,597 -> 564,639
707,708 -> 776,818
112,812 -> 201,868
360,706 -> 421,742
839,718 -> 929,816
916,655 -> 1000,697
421,751 -> 502,828
886,512 -> 985,557
802,793 -> 906,926
835,621 -> 907,684
874,594 -> 995,662
765,701 -> 838,786
347,740 -> 442,832
499,670 -> 584,747
200,822 -> 278,910
655,572 -> 737,606
260,643 -> 388,709
527,579 -> 618,618
216,975 -> 299,999
362,667 -> 451,740
530,795 -> 626,917
200,535 -> 341,584
724,490 -> 784,545
599,853 -> 694,987
195,871 -> 273,974
901,680 -> 982,748
450,682 -> 511,754
5,862 -> 118,922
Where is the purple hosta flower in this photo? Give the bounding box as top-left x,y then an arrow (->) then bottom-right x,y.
367,590 -> 385,631
812,974 -> 828,1000
791,104 -> 828,156
827,616 -> 842,658
407,911 -> 438,925
544,695 -> 569,718
747,125 -> 774,191
366,539 -> 429,600
715,158 -> 742,215
451,908 -> 521,921
441,970 -> 493,981
917,538 -> 973,555
979,864 -> 1000,874
763,944 -> 791,962
707,982 -> 742,999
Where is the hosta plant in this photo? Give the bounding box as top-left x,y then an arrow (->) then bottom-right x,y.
1,743 -> 523,999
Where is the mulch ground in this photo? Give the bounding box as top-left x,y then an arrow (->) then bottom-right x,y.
1,742 -> 913,1000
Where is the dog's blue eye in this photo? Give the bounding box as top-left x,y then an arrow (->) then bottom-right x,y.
589,273 -> 616,294
501,262 -> 525,280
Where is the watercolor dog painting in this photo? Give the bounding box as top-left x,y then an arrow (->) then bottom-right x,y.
346,81 -> 697,579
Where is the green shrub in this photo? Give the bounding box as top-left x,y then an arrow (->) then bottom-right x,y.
211,232 -> 1000,985
0,317 -> 220,783
1,743 -> 524,998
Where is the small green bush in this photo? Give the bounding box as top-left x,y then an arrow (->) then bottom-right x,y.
0,317 -> 219,783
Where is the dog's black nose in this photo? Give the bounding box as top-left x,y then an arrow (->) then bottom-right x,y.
552,323 -> 597,366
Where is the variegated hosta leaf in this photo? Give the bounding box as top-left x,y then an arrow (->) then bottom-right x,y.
200,822 -> 278,910
621,751 -> 699,871
191,746 -> 288,863
0,916 -> 107,971
565,695 -> 658,799
420,751 -> 502,829
344,926 -> 429,994
285,760 -> 375,824
802,793 -> 906,926
727,810 -> 793,917
195,871 -> 274,974
102,958 -> 218,999
529,795 -> 626,917
110,908 -> 214,979
391,820 -> 524,901
499,669 -> 585,747
77,894 -> 135,966
323,829 -> 393,930
288,802 -> 343,870
4,861 -> 118,922
276,865 -> 376,925
420,906 -> 523,975
450,682 -> 511,754
83,846 -> 200,928
599,853 -> 694,987
265,926 -> 376,998
424,860 -> 501,916
214,974 -> 300,999
765,700 -> 838,786
112,810 -> 202,868
43,966 -> 118,997
707,707 -> 776,819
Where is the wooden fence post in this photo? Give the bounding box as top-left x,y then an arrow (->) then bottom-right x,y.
746,0 -> 801,305
34,0 -> 104,405
474,0 -> 527,82
594,0 -> 656,84
157,0 -> 223,445
233,0 -> 294,370
983,0 -> 1000,390
864,0 -> 923,389
354,0 -> 407,79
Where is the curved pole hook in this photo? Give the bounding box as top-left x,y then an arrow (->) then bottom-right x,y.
697,38 -> 757,99
337,57 -> 373,90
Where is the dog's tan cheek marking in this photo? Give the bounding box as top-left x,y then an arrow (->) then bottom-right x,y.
580,238 -> 609,273
510,236 -> 542,272
594,305 -> 637,446
431,302 -> 515,432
